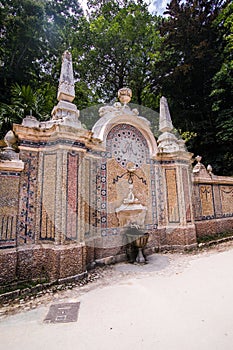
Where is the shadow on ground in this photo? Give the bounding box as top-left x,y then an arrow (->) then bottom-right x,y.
113,254 -> 170,274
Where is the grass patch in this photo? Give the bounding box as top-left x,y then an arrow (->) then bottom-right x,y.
197,231 -> 233,244
0,278 -> 48,295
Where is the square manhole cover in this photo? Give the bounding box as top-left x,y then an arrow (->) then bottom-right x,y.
44,302 -> 80,323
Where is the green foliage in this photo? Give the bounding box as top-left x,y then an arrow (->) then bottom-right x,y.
211,3 -> 233,112
156,0 -> 232,174
0,83 -> 56,139
10,83 -> 56,119
0,0 -> 46,99
0,0 -> 83,137
74,81 -> 99,110
0,0 -> 84,96
209,2 -> 233,174
0,0 -> 232,175
74,0 -> 162,104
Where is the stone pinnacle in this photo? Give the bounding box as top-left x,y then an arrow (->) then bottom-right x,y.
159,96 -> 174,133
57,50 -> 75,103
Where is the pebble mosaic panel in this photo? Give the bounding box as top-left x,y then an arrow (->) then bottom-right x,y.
81,157 -> 100,239
220,186 -> 233,216
0,173 -> 22,247
194,184 -> 233,221
84,158 -> 91,236
156,166 -> 165,225
90,159 -> 99,232
192,184 -> 203,220
199,185 -> 214,218
182,168 -> 192,222
0,175 -> 19,216
40,153 -> 56,240
0,215 -> 17,248
95,160 -> 102,232
165,168 -> 180,223
100,159 -> 107,234
150,164 -> 157,226
66,152 -> 79,240
212,185 -> 223,218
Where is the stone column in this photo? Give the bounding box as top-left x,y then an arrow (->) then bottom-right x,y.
159,153 -> 197,249
78,152 -> 86,243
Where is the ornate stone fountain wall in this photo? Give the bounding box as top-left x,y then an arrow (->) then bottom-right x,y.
0,52 -> 232,285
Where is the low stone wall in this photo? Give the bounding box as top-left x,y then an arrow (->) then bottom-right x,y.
195,217 -> 233,239
0,249 -> 17,284
192,170 -> 233,239
0,244 -> 86,285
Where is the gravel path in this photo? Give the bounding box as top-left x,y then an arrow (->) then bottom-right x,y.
1,242 -> 233,350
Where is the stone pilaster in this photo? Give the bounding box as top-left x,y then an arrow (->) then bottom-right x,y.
156,152 -> 197,248
78,152 -> 86,243
55,150 -> 63,244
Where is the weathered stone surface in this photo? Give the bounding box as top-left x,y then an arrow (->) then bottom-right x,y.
195,218 -> 233,238
158,97 -> 186,153
57,51 -> 75,102
159,96 -> 173,133
0,131 -> 24,167
22,115 -> 40,128
0,54 -> 232,289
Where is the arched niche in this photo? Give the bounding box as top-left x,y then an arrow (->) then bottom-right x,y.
92,113 -> 158,158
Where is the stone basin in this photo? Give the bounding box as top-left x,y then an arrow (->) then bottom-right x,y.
125,228 -> 149,264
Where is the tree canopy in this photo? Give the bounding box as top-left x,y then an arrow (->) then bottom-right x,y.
0,0 -> 232,174
0,0 -> 83,99
73,0 -> 162,105
154,0 -> 232,174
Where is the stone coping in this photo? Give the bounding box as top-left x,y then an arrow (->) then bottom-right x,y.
0,159 -> 24,172
193,175 -> 233,185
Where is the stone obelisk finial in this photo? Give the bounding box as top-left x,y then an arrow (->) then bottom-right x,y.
159,96 -> 174,133
157,96 -> 186,153
57,50 -> 75,102
51,51 -> 82,128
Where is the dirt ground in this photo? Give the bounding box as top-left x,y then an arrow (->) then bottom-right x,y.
1,242 -> 233,350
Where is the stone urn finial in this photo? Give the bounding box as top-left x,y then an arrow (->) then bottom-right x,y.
207,164 -> 213,176
195,155 -> 202,164
118,88 -> 132,105
4,130 -> 17,149
0,130 -> 20,161
193,155 -> 206,174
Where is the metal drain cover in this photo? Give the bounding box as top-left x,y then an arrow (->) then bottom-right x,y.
44,302 -> 80,323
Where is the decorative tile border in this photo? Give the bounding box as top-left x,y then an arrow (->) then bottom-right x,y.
0,171 -> 21,177
18,151 -> 38,245
100,159 -> 107,233
20,139 -> 86,149
66,152 -> 79,240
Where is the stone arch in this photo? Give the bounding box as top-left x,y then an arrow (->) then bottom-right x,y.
92,113 -> 158,158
